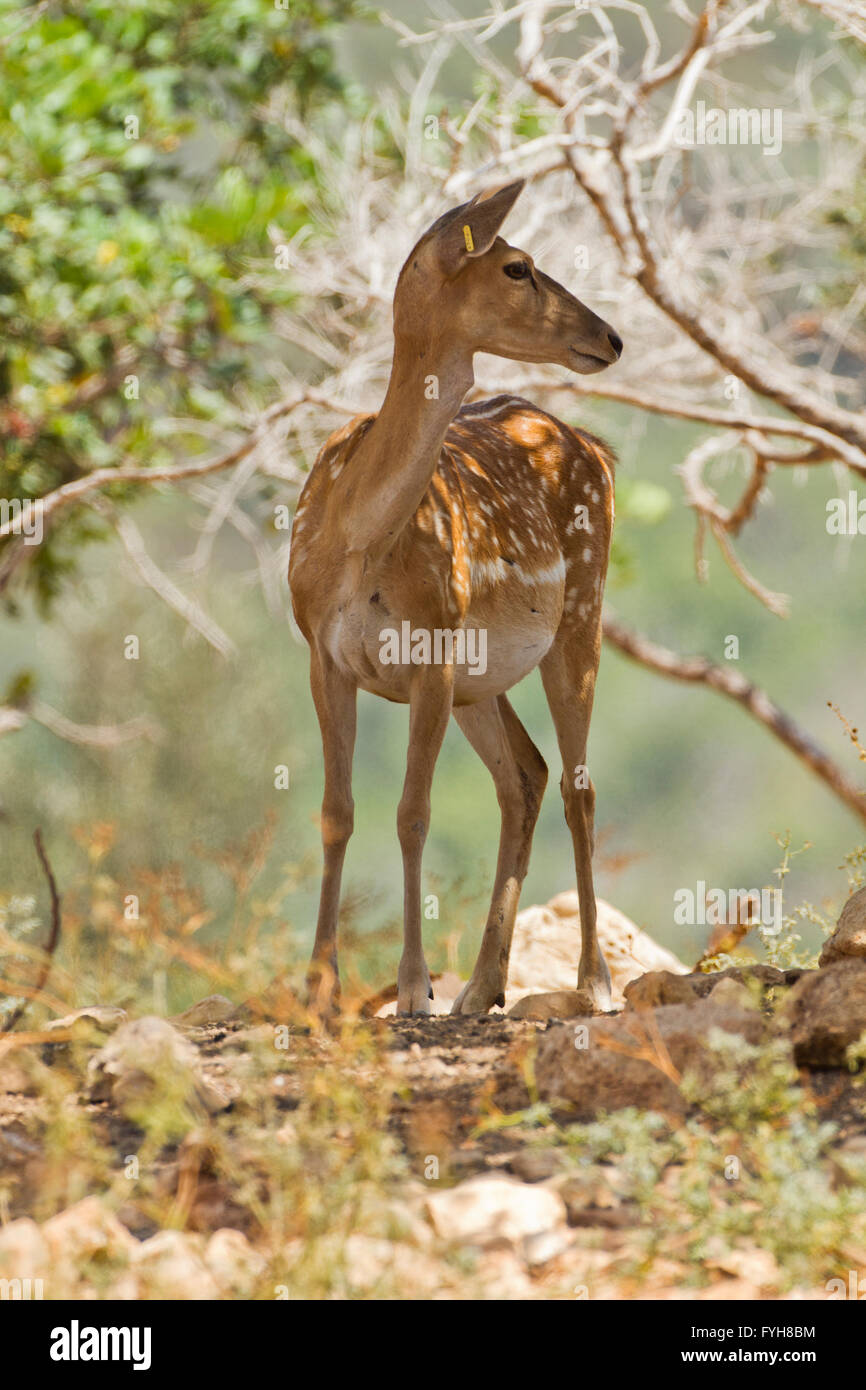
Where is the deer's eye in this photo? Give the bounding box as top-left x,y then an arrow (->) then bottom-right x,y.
504,261 -> 529,280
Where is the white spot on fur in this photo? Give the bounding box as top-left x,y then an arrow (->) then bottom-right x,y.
470,556 -> 509,588
516,556 -> 566,587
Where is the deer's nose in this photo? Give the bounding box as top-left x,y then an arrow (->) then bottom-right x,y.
607,330 -> 623,358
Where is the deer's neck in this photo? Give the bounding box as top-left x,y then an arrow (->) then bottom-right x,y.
343,332 -> 474,559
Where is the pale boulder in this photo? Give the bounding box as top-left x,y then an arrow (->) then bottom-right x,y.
375,894 -> 686,1017
0,1218 -> 49,1280
504,892 -> 688,1011
425,1173 -> 566,1246
41,1196 -> 138,1291
131,1230 -> 219,1300
44,1006 -> 128,1036
342,1236 -> 447,1296
204,1228 -> 266,1294
88,1016 -> 235,1122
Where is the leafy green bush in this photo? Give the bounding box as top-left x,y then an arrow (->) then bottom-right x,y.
0,0 -> 355,606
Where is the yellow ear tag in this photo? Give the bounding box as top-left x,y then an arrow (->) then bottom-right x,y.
462,224 -> 475,252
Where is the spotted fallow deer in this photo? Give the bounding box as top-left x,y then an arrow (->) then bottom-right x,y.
289,180 -> 622,1016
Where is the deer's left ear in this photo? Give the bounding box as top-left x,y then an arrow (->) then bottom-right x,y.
437,180 -> 525,275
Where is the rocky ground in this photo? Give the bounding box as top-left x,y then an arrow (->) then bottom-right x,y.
1,887 -> 865,1299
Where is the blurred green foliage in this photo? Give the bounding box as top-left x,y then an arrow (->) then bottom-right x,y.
0,0 -> 355,607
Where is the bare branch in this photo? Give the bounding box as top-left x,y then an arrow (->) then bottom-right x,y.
603,614 -> 866,826
608,145 -> 866,454
800,0 -> 866,43
1,829 -> 62,1034
186,482 -> 289,621
32,702 -> 161,747
0,388 -> 356,593
0,699 -> 161,747
504,375 -> 865,472
676,432 -> 790,616
108,507 -> 238,659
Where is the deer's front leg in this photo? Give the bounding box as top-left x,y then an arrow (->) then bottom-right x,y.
397,663 -> 454,1015
307,647 -> 357,1015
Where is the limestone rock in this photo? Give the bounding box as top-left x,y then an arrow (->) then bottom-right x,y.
424,1174 -> 566,1246
556,1170 -> 623,1223
41,1197 -> 137,1290
504,893 -> 688,1012
507,988 -> 597,1021
131,1230 -> 219,1299
782,958 -> 866,1067
624,971 -> 700,1010
820,886 -> 866,967
522,1226 -> 573,1268
343,1235 -> 446,1296
506,1149 -> 563,1183
376,895 -> 686,1017
88,1015 -> 233,1123
204,1228 -> 265,1294
707,1244 -> 781,1289
471,1247 -> 535,1298
44,1006 -> 128,1036
0,1217 -> 49,1280
625,964 -> 798,1012
534,997 -> 768,1119
172,995 -> 237,1028
701,976 -> 758,1011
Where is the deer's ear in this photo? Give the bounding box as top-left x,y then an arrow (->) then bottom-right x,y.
436,180 -> 525,275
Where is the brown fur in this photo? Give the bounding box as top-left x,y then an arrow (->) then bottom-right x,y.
289,181 -> 622,1016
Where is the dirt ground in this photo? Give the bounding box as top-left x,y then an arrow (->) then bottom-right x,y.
5,1006 -> 863,1207
2,1002 -> 865,1300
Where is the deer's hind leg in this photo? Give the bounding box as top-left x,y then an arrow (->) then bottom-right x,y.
540,615 -> 612,1011
451,694 -> 548,1015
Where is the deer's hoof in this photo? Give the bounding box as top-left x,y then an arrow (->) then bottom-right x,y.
397,993 -> 432,1018
577,968 -> 613,1014
304,968 -> 341,1020
396,978 -> 433,1016
450,980 -> 505,1016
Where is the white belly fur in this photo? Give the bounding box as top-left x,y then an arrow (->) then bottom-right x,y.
327,561 -> 564,706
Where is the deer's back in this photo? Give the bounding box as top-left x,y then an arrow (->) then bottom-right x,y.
290,396 -> 615,679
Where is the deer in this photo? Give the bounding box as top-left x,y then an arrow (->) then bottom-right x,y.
289,179 -> 622,1017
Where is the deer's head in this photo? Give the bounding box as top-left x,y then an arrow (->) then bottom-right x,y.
395,180 -> 622,374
